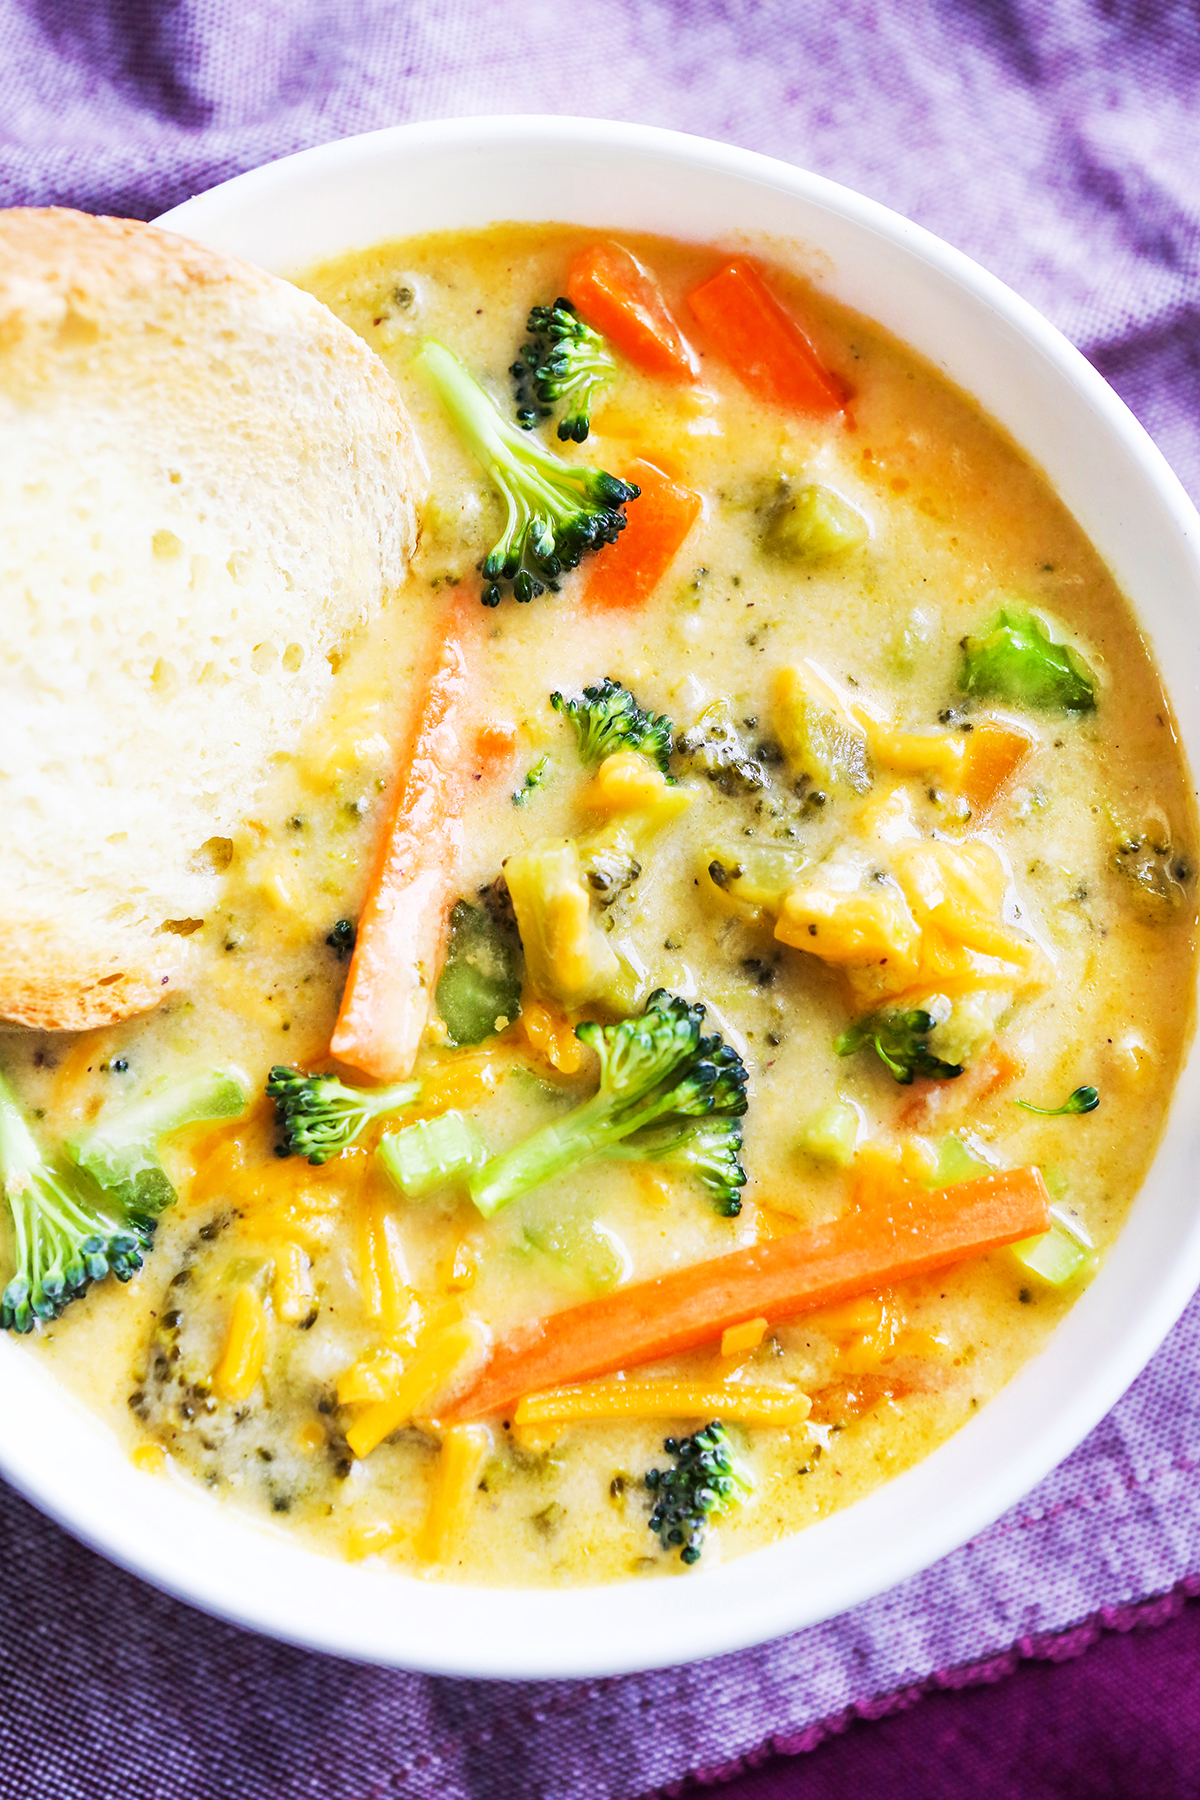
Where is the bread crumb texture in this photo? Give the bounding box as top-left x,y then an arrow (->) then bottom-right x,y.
0,208 -> 424,1030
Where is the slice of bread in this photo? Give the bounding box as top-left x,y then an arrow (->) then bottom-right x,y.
0,208 -> 424,1031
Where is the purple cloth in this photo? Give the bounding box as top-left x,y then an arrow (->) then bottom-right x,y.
4,3 -> 1200,1794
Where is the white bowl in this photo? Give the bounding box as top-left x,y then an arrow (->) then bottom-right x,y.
3,117 -> 1198,1679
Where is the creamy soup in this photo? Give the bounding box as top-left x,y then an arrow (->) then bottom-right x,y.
7,225 -> 1196,1584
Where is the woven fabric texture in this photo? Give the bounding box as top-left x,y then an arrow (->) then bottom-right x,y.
3,4 -> 1200,1797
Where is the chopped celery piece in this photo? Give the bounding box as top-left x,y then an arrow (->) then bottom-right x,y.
960,608 -> 1096,713
69,1067 -> 248,1215
797,1100 -> 860,1166
1010,1202 -> 1096,1286
764,483 -> 868,563
436,900 -> 522,1045
704,843 -> 810,914
378,1110 -> 488,1199
772,663 -> 872,795
930,1131 -> 994,1186
522,1215 -> 630,1294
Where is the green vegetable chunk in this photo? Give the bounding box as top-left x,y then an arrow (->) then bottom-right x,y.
797,1100 -> 860,1167
1010,1203 -> 1096,1286
436,900 -> 523,1045
764,483 -> 868,563
69,1066 -> 248,1216
513,298 -> 617,443
551,678 -> 674,774
468,989 -> 749,1218
266,1067 -> 421,1163
646,1421 -> 755,1565
960,608 -> 1097,712
418,339 -> 639,606
512,755 -> 552,808
378,1111 -> 488,1199
522,1213 -> 627,1294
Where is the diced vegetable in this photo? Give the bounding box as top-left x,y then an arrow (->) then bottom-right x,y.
960,717 -> 1035,816
522,1215 -> 629,1294
797,1100 -> 861,1166
772,662 -> 872,794
960,609 -> 1097,713
504,838 -> 628,1012
687,259 -> 844,414
379,1111 -> 489,1199
704,843 -> 811,914
331,629 -> 474,1082
930,1132 -> 994,1186
435,900 -> 522,1046
764,483 -> 868,562
583,459 -> 703,611
566,240 -> 700,380
1010,1203 -> 1096,1286
444,1167 -> 1051,1419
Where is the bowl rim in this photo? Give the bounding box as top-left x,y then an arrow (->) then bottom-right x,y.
3,113 -> 1199,1680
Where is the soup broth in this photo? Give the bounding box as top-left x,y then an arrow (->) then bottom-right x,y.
10,225 -> 1196,1584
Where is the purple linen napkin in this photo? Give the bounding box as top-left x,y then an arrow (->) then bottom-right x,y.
3,4 -> 1200,1796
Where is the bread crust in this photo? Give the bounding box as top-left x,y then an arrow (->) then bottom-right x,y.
0,208 -> 424,1033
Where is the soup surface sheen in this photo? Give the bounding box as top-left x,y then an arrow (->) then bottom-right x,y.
13,225 -> 1198,1586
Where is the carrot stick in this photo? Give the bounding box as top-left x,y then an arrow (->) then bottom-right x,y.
444,1168 -> 1050,1421
567,241 -> 699,381
582,458 -> 703,610
687,258 -> 845,414
961,718 -> 1036,817
330,613 -> 476,1082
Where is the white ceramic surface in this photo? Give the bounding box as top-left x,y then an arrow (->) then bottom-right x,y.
2,117 -> 1198,1679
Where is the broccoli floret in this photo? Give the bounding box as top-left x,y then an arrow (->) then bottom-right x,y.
267,1068 -> 421,1163
835,1006 -> 965,1084
513,298 -> 617,443
69,1067 -> 247,1215
960,608 -> 1097,712
608,1114 -> 746,1215
551,678 -> 675,774
468,989 -> 748,1217
646,1421 -> 755,1564
0,1070 -> 196,1333
418,339 -> 639,607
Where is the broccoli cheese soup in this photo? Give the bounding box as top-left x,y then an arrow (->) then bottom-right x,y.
5,224 -> 1196,1585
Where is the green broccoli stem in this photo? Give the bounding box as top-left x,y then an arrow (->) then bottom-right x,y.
469,1072 -> 706,1219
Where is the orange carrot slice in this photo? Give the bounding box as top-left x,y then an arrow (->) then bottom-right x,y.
961,718 -> 1036,817
444,1167 -> 1050,1420
331,612 -> 477,1082
583,458 -> 703,610
687,258 -> 845,414
567,240 -> 699,381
